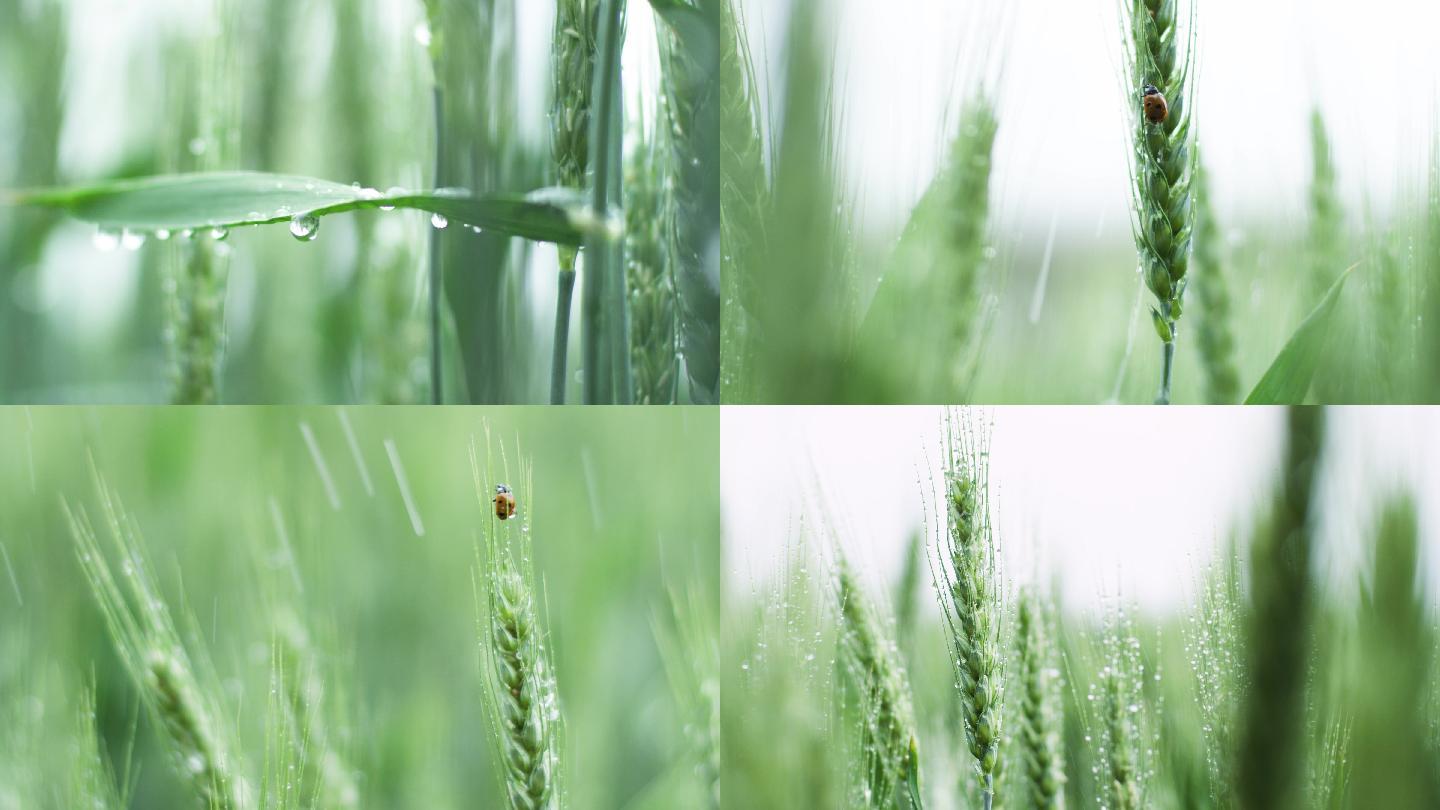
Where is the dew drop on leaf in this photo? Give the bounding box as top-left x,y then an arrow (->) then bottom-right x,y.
430,213 -> 449,230
92,228 -> 119,252
154,228 -> 171,241
381,187 -> 405,212
120,229 -> 145,251
289,214 -> 320,242
209,227 -> 229,241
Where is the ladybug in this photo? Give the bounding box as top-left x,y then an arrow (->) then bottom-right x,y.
1141,83 -> 1168,125
493,484 -> 517,520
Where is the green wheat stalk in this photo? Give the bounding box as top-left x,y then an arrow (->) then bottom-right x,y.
1186,552 -> 1244,806
549,0 -> 600,404
625,125 -> 678,404
1346,497 -> 1437,807
1098,629 -> 1140,810
859,97 -> 999,401
655,0 -> 721,404
933,412 -> 1003,810
273,611 -> 360,809
895,530 -> 924,646
718,0 -> 769,403
472,437 -> 562,810
70,679 -> 135,809
1426,138 -> 1440,401
67,470 -> 251,809
1122,0 -> 1197,404
1236,406 -> 1324,810
1014,589 -> 1063,810
836,555 -> 922,809
167,0 -> 242,405
655,584 -> 720,809
1307,110 -> 1344,309
1085,606 -> 1150,810
1190,153 -> 1240,404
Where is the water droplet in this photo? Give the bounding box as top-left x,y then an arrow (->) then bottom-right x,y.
186,754 -> 205,774
154,228 -> 172,241
430,213 -> 448,230
93,229 -> 119,252
209,227 -> 229,241
359,187 -> 381,201
120,229 -> 146,251
413,20 -> 432,47
179,228 -> 195,240
381,186 -> 406,212
289,214 -> 320,242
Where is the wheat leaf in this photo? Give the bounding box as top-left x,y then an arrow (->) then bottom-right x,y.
1244,264 -> 1357,405
10,171 -> 594,246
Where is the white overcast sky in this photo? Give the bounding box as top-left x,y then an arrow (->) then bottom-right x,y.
738,0 -> 1440,241
722,407 -> 1440,616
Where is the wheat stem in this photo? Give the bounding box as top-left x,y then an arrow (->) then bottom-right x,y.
430,83 -> 445,404
550,0 -> 599,404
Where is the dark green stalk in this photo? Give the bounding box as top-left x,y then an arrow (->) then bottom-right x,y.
551,0 -> 598,403
580,0 -> 628,403
551,270 -> 578,403
1125,0 -> 1197,404
1236,407 -> 1324,810
430,85 -> 445,405
1151,341 -> 1173,404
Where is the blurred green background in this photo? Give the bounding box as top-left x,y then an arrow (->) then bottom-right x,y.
0,406 -> 718,808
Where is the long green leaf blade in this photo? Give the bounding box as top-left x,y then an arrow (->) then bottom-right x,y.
9,171 -> 592,246
1244,264 -> 1356,404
